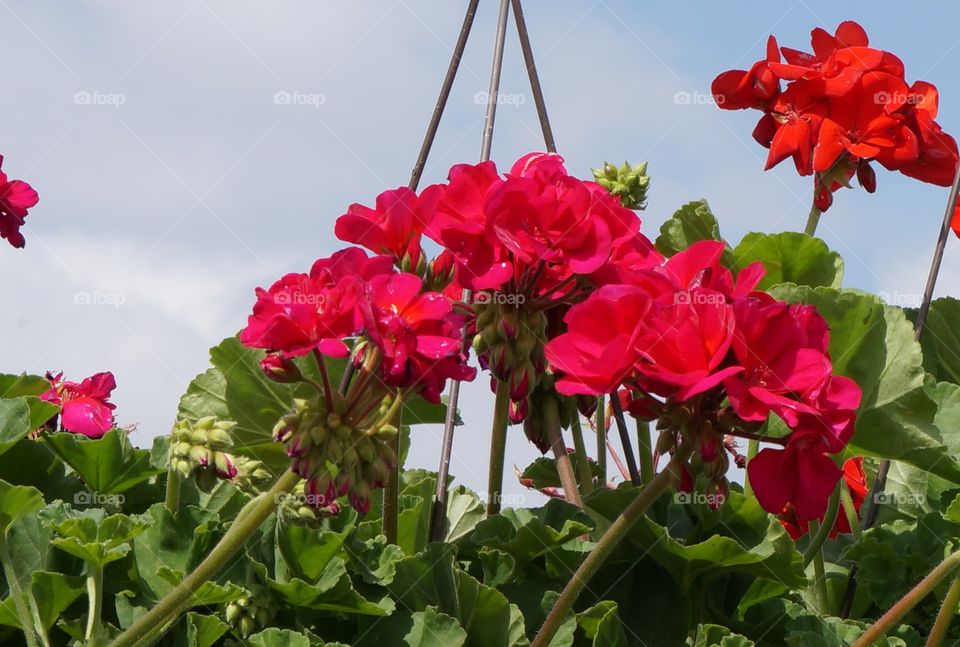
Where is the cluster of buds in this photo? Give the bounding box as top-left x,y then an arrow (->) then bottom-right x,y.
277,480 -> 342,527
168,417 -> 238,492
592,161 -> 650,210
649,395 -> 760,510
272,395 -> 397,514
231,456 -> 273,495
225,591 -> 273,638
473,299 -> 547,424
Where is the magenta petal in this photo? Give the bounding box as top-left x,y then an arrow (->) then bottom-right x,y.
61,397 -> 113,438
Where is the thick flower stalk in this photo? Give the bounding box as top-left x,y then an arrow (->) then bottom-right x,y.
240,246 -> 475,516
712,20 -> 959,233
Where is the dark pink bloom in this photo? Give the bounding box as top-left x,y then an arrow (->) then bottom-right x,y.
0,156 -> 39,249
41,372 -> 117,438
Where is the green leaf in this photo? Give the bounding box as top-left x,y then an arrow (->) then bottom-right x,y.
155,567 -> 246,606
770,285 -> 960,482
0,398 -> 32,458
655,200 -> 728,258
915,297 -> 960,384
0,571 -> 84,631
519,456 -> 603,491
47,508 -> 150,567
731,232 -> 843,290
247,628 -> 314,647
588,488 -> 806,590
268,557 -> 393,616
355,607 -> 467,647
577,600 -> 628,646
44,428 -> 163,494
690,624 -> 756,647
0,479 -> 44,534
0,373 -> 51,399
185,612 -> 230,647
276,511 -> 356,582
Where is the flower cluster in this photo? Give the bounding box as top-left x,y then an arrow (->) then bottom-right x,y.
240,246 -> 475,513
545,241 -> 862,521
40,371 -> 117,438
712,20 -> 959,213
0,155 -> 39,249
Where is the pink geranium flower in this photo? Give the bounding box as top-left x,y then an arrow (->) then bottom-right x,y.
41,372 -> 117,438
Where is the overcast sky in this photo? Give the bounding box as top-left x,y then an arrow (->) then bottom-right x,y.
4,1 -> 960,503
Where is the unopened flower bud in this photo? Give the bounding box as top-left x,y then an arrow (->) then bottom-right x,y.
259,352 -> 303,383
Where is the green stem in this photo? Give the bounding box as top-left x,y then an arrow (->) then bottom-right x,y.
382,406 -> 402,545
486,380 -> 511,516
636,420 -> 653,487
531,443 -> 692,647
107,470 -> 301,647
808,520 -> 830,613
596,395 -> 606,480
544,397 -> 583,508
804,203 -> 822,237
840,483 -> 863,541
569,415 -> 594,494
926,571 -> 960,646
802,485 -> 841,567
85,564 -> 104,646
854,550 -> 960,647
743,439 -> 759,498
0,534 -> 40,647
164,467 -> 180,515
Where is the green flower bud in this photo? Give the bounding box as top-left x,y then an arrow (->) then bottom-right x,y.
592,160 -> 651,210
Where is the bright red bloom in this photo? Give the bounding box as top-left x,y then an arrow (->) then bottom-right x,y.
765,81 -> 828,174
546,285 -> 653,396
712,36 -> 781,110
240,247 -> 393,358
780,457 -> 867,538
724,296 -> 832,425
41,372 -> 117,438
363,272 -> 476,403
748,430 -> 842,521
335,186 -> 441,269
0,156 -> 39,249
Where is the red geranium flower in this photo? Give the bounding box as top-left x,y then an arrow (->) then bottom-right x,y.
41,371 -> 117,438
363,272 -> 476,403
0,156 -> 39,249
335,186 -> 442,269
780,456 -> 867,538
240,247 -> 393,358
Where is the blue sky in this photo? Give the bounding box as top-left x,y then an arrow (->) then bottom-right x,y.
3,1 -> 959,502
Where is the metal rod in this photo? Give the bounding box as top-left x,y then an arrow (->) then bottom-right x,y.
510,0 -> 556,153
610,393 -> 641,486
479,0 -> 512,161
408,0 -> 480,191
430,0 -> 513,541
841,160 -> 960,617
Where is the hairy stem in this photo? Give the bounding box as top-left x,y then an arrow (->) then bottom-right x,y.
486,380 -> 512,516
84,564 -> 104,646
382,406 -> 403,544
926,571 -> 960,647
595,395 -> 607,480
569,415 -> 594,494
531,443 -> 692,647
164,467 -> 180,515
0,534 -> 40,647
743,439 -> 759,497
545,397 -> 582,508
840,483 -> 863,541
808,520 -> 830,613
107,471 -> 301,647
636,420 -> 654,486
804,203 -> 822,237
854,550 -> 960,647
